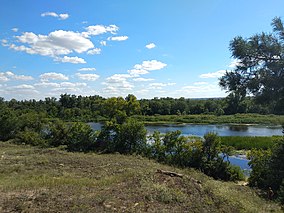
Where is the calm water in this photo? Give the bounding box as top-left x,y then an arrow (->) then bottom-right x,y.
88,122 -> 282,173
145,124 -> 283,137
88,122 -> 283,137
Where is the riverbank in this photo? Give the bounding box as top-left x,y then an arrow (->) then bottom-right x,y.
0,142 -> 282,212
133,113 -> 284,125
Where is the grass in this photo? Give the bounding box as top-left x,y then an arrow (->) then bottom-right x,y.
0,142 -> 282,212
220,136 -> 282,150
134,113 -> 284,125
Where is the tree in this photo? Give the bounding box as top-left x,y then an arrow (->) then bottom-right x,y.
220,17 -> 284,114
115,118 -> 147,154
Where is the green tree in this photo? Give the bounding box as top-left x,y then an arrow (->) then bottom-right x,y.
0,106 -> 18,141
115,118 -> 147,154
220,17 -> 284,114
66,122 -> 97,152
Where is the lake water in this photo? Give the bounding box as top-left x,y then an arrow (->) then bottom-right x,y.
88,122 -> 283,137
145,123 -> 283,137
88,122 -> 282,173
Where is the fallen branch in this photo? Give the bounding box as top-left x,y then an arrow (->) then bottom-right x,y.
156,169 -> 183,178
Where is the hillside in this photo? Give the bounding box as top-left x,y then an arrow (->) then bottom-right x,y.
0,142 -> 282,212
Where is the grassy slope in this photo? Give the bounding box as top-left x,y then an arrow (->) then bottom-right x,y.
0,142 -> 282,213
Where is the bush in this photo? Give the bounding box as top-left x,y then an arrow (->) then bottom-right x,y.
15,130 -> 47,147
65,122 -> 97,152
115,118 -> 147,154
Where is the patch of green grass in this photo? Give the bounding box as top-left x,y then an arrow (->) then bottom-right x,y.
220,136 -> 282,150
0,142 -> 282,212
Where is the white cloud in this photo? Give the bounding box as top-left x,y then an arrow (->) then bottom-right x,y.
13,84 -> 35,90
0,71 -> 33,82
133,77 -> 154,82
76,73 -> 100,81
87,48 -> 101,55
58,13 -> 69,20
84,25 -> 119,37
108,36 -> 128,41
145,43 -> 156,49
10,30 -> 93,62
34,82 -> 60,88
128,69 -> 149,77
11,28 -> 18,32
149,82 -> 175,89
194,81 -> 208,85
134,60 -> 167,71
78,67 -> 96,71
55,56 -> 86,64
103,73 -> 133,95
0,73 -> 9,82
41,12 -> 69,20
100,41 -> 107,46
105,74 -> 131,83
175,82 -> 226,98
40,72 -> 69,81
199,70 -> 226,78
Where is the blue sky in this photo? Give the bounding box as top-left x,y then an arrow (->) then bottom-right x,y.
1,0 -> 284,100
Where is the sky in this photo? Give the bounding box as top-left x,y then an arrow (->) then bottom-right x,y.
1,0 -> 284,100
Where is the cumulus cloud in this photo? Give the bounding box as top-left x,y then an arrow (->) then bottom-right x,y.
55,56 -> 86,64
11,28 -> 19,32
0,71 -> 33,82
199,70 -> 226,78
134,60 -> 167,71
84,25 -> 119,37
149,82 -> 175,89
6,24 -> 128,63
133,77 -> 154,82
76,73 -> 100,81
40,72 -> 69,81
174,82 -> 226,98
128,69 -> 149,77
8,30 -> 93,63
78,67 -> 96,71
145,43 -> 156,49
108,36 -> 128,41
103,74 -> 133,95
87,48 -> 101,55
41,12 -> 69,20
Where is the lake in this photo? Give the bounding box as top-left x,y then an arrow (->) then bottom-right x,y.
88,122 -> 283,137
88,122 -> 282,173
145,123 -> 283,137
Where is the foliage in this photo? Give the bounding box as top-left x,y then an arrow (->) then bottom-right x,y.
15,129 -> 47,147
0,106 -> 18,141
96,118 -> 147,155
115,118 -> 147,154
220,136 -> 281,150
65,122 -> 97,152
220,17 -> 284,114
248,136 -> 284,203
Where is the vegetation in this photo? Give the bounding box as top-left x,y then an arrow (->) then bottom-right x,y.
220,17 -> 284,115
135,113 -> 284,125
0,142 -> 282,212
248,136 -> 284,204
220,136 -> 282,150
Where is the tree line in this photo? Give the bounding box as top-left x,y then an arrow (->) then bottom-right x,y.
0,93 -> 281,125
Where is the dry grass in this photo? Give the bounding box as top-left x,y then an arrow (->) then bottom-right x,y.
0,142 -> 282,212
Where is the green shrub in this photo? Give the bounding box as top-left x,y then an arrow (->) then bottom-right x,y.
15,130 -> 47,147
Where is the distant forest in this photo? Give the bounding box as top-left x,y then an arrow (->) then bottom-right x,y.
0,93 -> 282,123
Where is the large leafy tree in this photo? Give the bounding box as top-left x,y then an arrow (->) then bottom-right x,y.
220,17 -> 284,114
